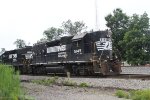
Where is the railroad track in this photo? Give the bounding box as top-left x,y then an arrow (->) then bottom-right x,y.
20,66 -> 150,81
21,73 -> 150,80
67,74 -> 150,80
106,74 -> 150,80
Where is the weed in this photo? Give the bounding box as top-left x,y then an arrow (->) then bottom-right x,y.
62,80 -> 77,86
115,90 -> 129,99
32,77 -> 58,86
79,82 -> 89,87
116,89 -> 150,100
54,76 -> 59,80
131,89 -> 150,100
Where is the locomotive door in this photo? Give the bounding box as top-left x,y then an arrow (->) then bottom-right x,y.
72,40 -> 83,61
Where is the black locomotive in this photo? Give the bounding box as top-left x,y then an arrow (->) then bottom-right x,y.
1,46 -> 32,73
1,30 -> 121,75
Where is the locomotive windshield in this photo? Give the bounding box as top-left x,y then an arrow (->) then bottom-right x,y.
24,51 -> 32,59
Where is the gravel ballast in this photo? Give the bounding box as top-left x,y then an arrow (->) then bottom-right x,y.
121,67 -> 150,75
21,75 -> 150,90
22,82 -> 125,100
21,67 -> 150,100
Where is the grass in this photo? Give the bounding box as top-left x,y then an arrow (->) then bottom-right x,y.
20,95 -> 35,100
115,89 -> 150,100
0,64 -> 21,100
131,90 -> 150,100
32,76 -> 90,88
79,82 -> 89,87
32,78 -> 78,87
31,76 -> 78,87
62,80 -> 77,86
32,77 -> 58,86
115,90 -> 129,99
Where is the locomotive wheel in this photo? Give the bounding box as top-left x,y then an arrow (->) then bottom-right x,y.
40,66 -> 47,75
19,66 -> 24,74
33,66 -> 46,75
88,70 -> 94,75
75,70 -> 80,76
32,66 -> 39,75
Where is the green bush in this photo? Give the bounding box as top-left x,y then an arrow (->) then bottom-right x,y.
131,90 -> 150,100
79,82 -> 89,87
0,64 -> 21,100
115,90 -> 129,99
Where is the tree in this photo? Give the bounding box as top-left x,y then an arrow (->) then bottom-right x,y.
62,19 -> 87,35
43,27 -> 64,41
36,38 -> 48,44
105,8 -> 129,60
43,20 -> 87,41
106,8 -> 150,65
14,39 -> 26,49
123,13 -> 150,65
128,13 -> 149,32
123,30 -> 144,65
0,48 -> 5,55
1,48 -> 5,53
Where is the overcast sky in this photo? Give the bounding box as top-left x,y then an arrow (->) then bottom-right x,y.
0,0 -> 149,50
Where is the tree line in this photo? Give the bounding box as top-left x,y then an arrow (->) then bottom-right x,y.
13,19 -> 87,47
105,8 -> 150,65
37,19 -> 87,43
2,8 -> 150,65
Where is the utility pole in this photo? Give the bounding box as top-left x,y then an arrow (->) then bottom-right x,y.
95,0 -> 99,31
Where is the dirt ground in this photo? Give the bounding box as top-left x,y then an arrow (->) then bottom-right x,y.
22,82 -> 127,100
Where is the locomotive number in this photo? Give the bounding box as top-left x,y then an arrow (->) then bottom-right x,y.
74,49 -> 82,54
